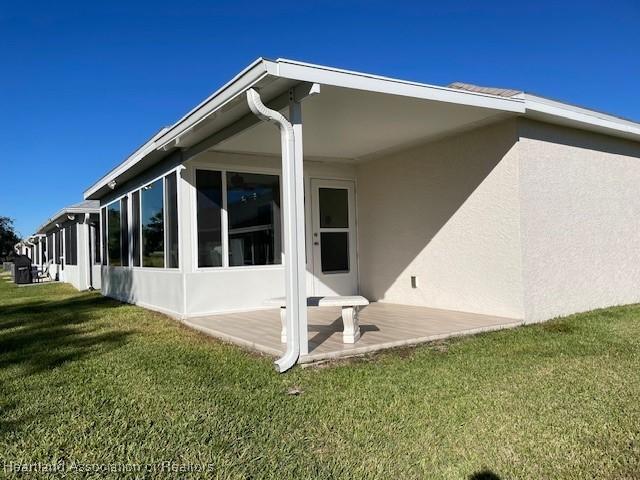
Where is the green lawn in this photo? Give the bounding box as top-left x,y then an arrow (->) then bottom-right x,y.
0,275 -> 639,479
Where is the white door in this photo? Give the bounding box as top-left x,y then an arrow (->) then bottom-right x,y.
310,179 -> 358,296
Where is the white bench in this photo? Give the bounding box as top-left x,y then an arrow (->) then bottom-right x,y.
265,296 -> 369,344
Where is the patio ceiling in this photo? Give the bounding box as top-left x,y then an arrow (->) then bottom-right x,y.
211,84 -> 518,161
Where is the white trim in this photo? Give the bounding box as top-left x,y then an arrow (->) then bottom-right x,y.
220,170 -> 229,268
163,175 -> 168,267
274,58 -> 525,111
36,204 -> 100,234
524,93 -> 640,139
84,58 -> 272,199
127,192 -> 134,267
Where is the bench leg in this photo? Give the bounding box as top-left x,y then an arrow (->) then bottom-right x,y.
341,306 -> 361,343
280,307 -> 287,343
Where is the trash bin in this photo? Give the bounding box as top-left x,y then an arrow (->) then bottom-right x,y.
14,255 -> 32,284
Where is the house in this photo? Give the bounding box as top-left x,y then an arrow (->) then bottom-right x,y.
84,58 -> 640,371
34,200 -> 101,290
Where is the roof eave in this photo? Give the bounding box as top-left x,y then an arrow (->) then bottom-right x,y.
523,94 -> 640,141
84,57 -> 275,200
84,58 -> 530,201
36,207 -> 100,234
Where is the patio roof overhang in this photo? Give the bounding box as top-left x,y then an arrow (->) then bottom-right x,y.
84,58 -> 527,200
84,58 -> 640,202
36,201 -> 100,235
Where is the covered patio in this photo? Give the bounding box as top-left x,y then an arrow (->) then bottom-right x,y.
184,303 -> 522,363
86,58 -> 527,372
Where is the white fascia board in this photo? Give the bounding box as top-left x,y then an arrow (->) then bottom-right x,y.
84,127 -> 169,199
274,58 -> 526,113
154,58 -> 275,150
84,58 -> 273,199
524,94 -> 640,140
36,207 -> 100,234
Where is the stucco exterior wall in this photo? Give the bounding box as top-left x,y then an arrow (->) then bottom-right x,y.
101,267 -> 184,317
356,120 -> 524,319
62,265 -> 81,290
518,119 -> 640,322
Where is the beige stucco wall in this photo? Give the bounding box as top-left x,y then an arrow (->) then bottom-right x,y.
518,119 -> 640,322
356,120 -> 525,319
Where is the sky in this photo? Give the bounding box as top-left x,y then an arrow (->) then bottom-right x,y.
1,0 -> 638,237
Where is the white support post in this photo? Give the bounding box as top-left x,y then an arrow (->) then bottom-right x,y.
289,97 -> 309,356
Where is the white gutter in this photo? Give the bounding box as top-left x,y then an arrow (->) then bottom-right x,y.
523,94 -> 640,139
246,88 -> 301,372
36,206 -> 100,235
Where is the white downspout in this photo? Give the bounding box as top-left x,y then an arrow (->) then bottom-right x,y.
246,88 -> 304,372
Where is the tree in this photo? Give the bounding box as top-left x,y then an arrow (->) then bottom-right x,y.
0,216 -> 21,261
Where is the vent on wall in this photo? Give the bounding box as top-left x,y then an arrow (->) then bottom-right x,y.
411,276 -> 418,289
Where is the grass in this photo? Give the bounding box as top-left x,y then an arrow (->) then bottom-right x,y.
0,273 -> 639,479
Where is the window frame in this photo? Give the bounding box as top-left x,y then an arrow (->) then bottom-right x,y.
101,168 -> 182,272
191,163 -> 283,272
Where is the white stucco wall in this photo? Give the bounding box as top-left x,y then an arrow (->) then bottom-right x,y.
356,120 -> 525,319
101,267 -> 184,317
91,265 -> 102,290
63,265 -> 81,290
518,119 -> 640,322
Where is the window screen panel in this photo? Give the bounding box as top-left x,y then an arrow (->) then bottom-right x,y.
196,170 -> 223,267
107,202 -> 122,266
141,179 -> 164,268
121,196 -> 129,267
131,191 -> 141,266
166,172 -> 179,268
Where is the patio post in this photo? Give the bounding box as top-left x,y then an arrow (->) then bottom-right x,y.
247,88 -> 309,371
289,96 -> 309,356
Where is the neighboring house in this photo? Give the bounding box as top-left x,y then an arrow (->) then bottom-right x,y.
83,58 -> 640,368
34,201 -> 101,290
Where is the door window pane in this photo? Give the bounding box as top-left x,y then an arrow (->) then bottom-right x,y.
166,172 -> 179,268
319,188 -> 349,228
107,202 -> 122,266
321,232 -> 349,273
141,179 -> 164,268
196,170 -> 223,267
227,172 -> 281,266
